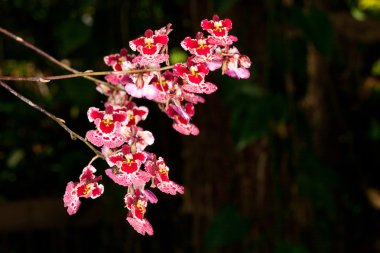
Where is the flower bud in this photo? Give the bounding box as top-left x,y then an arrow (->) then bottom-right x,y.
239,55 -> 251,68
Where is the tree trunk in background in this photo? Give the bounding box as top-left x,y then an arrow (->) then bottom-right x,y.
181,96 -> 275,252
180,1 -> 380,252
181,3 -> 276,252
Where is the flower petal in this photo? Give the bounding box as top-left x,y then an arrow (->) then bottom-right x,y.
127,217 -> 154,236
63,182 -> 81,215
157,181 -> 185,195
86,130 -> 104,147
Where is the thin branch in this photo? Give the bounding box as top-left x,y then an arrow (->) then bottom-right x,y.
0,66 -> 175,82
0,26 -> 112,88
88,155 -> 101,166
0,80 -> 104,159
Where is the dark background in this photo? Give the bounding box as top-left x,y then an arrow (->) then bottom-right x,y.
1,0 -> 380,252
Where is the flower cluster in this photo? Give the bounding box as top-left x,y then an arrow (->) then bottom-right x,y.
63,15 -> 251,236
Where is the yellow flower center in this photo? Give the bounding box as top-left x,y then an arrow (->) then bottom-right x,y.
83,184 -> 91,195
102,119 -> 113,126
190,66 -> 198,76
136,200 -> 145,213
198,40 -> 205,49
158,167 -> 168,176
123,157 -> 135,165
214,22 -> 223,31
145,38 -> 154,48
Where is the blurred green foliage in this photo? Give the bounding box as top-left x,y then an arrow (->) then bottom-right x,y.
204,205 -> 252,251
223,80 -> 288,150
289,6 -> 334,57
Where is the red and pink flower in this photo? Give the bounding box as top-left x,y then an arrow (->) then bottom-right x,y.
201,15 -> 232,38
181,32 -> 216,62
105,145 -> 151,186
86,106 -> 127,148
122,125 -> 154,152
125,69 -> 159,100
173,62 -> 217,94
150,71 -> 179,103
104,48 -> 135,71
63,165 -> 104,215
103,48 -> 136,87
222,47 -> 251,79
63,15 -> 251,237
166,103 -> 199,135
125,189 -> 154,236
129,29 -> 169,65
124,102 -> 149,126
145,157 -> 184,195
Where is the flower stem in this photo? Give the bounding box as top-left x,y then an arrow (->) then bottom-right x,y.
0,26 -> 113,89
88,155 -> 101,166
0,66 -> 175,82
0,80 -> 104,159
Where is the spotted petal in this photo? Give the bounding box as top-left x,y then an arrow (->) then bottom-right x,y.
102,134 -> 125,148
127,217 -> 154,236
87,107 -> 104,122
173,122 -> 199,136
86,130 -> 104,147
199,82 -> 217,94
63,182 -> 81,215
157,181 -> 185,195
105,169 -> 151,187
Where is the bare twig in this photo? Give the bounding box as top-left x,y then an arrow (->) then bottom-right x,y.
88,155 -> 101,166
0,26 -> 115,89
0,66 -> 175,82
0,26 -> 176,91
0,80 -> 104,159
